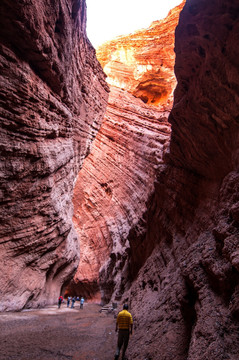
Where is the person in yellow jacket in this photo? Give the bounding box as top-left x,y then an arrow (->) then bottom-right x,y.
114,304 -> 133,360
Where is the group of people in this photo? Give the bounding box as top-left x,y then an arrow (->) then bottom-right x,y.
57,295 -> 85,309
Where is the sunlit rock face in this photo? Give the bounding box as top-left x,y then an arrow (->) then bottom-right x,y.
72,86 -> 170,299
71,2 -> 184,300
97,1 -> 185,108
123,0 -> 239,359
0,0 -> 109,311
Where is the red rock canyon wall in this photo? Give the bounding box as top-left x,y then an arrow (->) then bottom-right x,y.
72,87 -> 171,299
71,2 -> 184,300
125,0 -> 239,359
1,0 -> 239,358
96,4 -> 184,108
74,0 -> 239,358
0,0 -> 109,311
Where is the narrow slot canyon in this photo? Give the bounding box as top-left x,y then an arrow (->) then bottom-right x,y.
1,0 -> 239,359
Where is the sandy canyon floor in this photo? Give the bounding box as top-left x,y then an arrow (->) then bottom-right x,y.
0,303 -> 122,360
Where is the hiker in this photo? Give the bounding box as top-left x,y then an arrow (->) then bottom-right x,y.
71,296 -> 76,308
80,297 -> 85,309
58,295 -> 63,308
67,296 -> 72,307
114,304 -> 133,360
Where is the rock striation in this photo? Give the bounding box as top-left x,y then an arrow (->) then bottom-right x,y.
96,2 -> 185,108
1,0 -> 238,357
73,0 -> 239,358
123,0 -> 239,359
71,2 -> 184,300
72,86 -> 171,299
0,0 -> 109,311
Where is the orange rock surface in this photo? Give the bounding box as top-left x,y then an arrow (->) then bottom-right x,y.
72,1 -> 239,358
96,1 -> 185,108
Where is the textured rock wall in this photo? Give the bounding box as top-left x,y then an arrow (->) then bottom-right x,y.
97,2 -> 185,108
70,3 -> 184,300
72,86 -> 170,300
122,0 -> 239,359
0,0 -> 109,311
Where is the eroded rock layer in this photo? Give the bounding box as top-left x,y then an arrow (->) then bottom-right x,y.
123,0 -> 239,359
0,0 -> 109,311
96,1 -> 185,108
72,86 -> 170,299
71,3 -> 184,300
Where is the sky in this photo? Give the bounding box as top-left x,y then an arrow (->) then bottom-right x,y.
86,0 -> 183,48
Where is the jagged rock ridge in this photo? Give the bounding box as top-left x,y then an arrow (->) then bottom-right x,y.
0,0 -> 109,311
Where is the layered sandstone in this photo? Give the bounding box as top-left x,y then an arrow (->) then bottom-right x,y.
96,2 -> 185,108
72,0 -> 239,358
0,0 -> 109,311
71,3 -> 184,300
72,87 -> 170,299
123,0 -> 239,359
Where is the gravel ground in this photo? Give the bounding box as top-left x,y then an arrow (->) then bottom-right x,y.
0,303 -> 119,360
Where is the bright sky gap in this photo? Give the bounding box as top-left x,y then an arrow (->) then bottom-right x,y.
86,0 -> 183,48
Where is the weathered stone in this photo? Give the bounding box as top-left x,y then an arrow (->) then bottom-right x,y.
124,0 -> 239,359
70,1 -> 184,302
96,1 -> 185,108
72,0 -> 239,358
72,86 -> 171,300
0,0 -> 109,311
1,0 -> 239,358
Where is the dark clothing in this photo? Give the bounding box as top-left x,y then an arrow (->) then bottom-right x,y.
58,296 -> 63,308
116,329 -> 130,359
115,307 -> 133,359
71,297 -> 76,308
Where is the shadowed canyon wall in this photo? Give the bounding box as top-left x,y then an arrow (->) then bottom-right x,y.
74,0 -> 239,358
70,2 -> 184,300
1,0 -> 239,358
125,0 -> 239,359
0,0 -> 109,311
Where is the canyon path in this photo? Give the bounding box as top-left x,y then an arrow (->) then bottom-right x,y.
0,303 -> 119,360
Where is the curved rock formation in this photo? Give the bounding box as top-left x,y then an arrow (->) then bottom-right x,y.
97,1 -> 185,108
124,0 -> 239,359
72,86 -> 170,299
72,0 -> 239,358
2,0 -> 238,357
0,0 -> 109,311
71,2 -> 184,300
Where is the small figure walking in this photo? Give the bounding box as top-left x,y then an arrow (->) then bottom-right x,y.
80,297 -> 85,309
71,296 -> 76,308
114,304 -> 133,360
67,296 -> 72,307
58,295 -> 63,308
